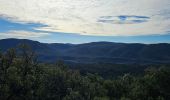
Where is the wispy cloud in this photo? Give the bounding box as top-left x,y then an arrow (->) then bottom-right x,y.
0,0 -> 170,36
98,15 -> 150,24
0,30 -> 50,39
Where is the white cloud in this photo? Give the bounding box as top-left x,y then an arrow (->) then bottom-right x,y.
0,30 -> 50,39
0,0 -> 170,36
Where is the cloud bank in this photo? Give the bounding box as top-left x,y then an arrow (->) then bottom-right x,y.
0,0 -> 170,36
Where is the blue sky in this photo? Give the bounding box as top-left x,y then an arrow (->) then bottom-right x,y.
0,0 -> 170,43
39,33 -> 170,44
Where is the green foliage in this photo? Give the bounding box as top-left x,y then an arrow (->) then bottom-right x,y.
0,46 -> 44,100
0,46 -> 170,100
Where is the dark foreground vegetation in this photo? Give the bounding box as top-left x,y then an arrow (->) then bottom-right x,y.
0,45 -> 170,100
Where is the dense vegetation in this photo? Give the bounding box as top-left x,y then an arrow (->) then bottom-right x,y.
68,63 -> 155,79
0,45 -> 170,100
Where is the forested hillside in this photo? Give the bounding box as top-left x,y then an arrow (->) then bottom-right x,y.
1,38 -> 170,64
0,45 -> 170,100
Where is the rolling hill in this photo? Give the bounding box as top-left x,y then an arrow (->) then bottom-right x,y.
0,38 -> 170,64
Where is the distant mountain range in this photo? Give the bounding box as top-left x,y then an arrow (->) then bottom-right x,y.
0,38 -> 170,64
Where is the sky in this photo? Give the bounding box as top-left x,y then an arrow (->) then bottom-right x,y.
0,0 -> 170,43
